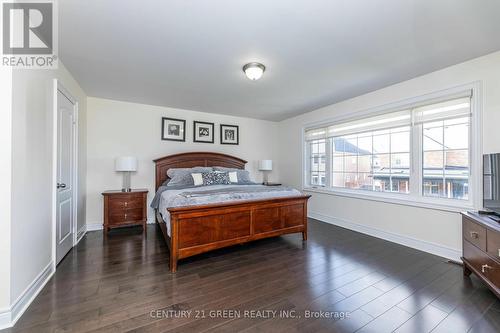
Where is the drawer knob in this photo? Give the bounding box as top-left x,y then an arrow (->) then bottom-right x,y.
470,231 -> 479,239
125,214 -> 127,219
124,202 -> 128,207
481,264 -> 492,273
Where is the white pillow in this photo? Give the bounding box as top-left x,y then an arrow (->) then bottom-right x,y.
191,173 -> 203,186
228,171 -> 238,183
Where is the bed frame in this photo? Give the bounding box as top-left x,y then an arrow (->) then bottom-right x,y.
153,152 -> 311,272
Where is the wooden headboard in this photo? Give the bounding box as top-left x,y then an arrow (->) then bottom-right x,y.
153,152 -> 247,190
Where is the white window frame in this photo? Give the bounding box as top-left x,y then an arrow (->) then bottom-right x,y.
302,82 -> 483,213
305,138 -> 330,187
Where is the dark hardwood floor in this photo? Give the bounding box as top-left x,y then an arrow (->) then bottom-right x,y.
2,219 -> 500,333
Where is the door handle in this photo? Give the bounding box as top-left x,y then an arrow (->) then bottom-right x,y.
470,231 -> 479,239
57,183 -> 66,189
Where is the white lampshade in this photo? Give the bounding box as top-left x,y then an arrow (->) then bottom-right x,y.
115,156 -> 137,172
259,160 -> 273,171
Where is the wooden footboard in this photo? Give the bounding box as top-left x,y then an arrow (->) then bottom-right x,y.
157,195 -> 310,272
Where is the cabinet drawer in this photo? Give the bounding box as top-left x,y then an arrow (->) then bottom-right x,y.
109,208 -> 143,224
463,217 -> 486,251
487,229 -> 500,260
464,240 -> 500,288
109,196 -> 143,210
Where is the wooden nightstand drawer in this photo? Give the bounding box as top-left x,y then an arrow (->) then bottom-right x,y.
109,196 -> 143,210
110,208 -> 143,224
102,189 -> 148,233
463,217 -> 486,251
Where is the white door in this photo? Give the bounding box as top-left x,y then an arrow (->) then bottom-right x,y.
56,89 -> 75,264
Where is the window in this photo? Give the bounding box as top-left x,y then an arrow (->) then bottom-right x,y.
308,138 -> 327,186
330,126 -> 410,193
417,98 -> 470,200
305,92 -> 475,206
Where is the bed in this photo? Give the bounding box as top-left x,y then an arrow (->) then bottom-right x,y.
152,152 -> 311,272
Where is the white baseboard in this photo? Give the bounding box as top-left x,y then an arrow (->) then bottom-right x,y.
86,222 -> 103,231
76,224 -> 87,245
0,308 -> 11,330
0,261 -> 55,329
86,218 -> 155,232
309,212 -> 462,262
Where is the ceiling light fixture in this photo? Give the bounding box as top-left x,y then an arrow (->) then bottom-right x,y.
243,62 -> 266,81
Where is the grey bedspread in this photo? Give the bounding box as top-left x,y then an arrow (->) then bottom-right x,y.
151,184 -> 303,236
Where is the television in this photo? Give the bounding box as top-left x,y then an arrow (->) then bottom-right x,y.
483,153 -> 500,215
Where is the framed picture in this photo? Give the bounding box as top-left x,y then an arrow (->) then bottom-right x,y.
193,121 -> 214,143
161,117 -> 186,142
220,124 -> 239,145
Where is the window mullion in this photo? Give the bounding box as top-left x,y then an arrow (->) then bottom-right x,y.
371,134 -> 375,191
389,130 -> 392,192
469,102 -> 476,207
410,121 -> 422,197
305,142 -> 310,187
443,127 -> 446,198
356,136 -> 359,189
326,138 -> 332,188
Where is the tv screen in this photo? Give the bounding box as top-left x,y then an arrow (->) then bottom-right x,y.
484,153 -> 500,214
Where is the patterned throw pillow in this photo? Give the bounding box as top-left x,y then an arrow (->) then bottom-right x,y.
201,172 -> 231,186
212,167 -> 253,183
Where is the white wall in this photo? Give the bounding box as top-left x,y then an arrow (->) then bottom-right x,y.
10,62 -> 87,304
86,97 -> 280,226
278,50 -> 500,258
0,68 -> 13,313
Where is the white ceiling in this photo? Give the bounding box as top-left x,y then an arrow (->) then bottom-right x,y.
60,0 -> 500,121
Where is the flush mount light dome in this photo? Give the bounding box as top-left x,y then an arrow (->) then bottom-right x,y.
243,62 -> 266,81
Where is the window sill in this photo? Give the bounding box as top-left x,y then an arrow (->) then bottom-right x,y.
302,186 -> 474,213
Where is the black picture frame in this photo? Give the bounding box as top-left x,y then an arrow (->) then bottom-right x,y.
220,124 -> 239,145
161,117 -> 186,142
193,121 -> 215,143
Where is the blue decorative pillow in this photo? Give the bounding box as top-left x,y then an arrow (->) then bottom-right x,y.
167,167 -> 213,187
202,172 -> 231,186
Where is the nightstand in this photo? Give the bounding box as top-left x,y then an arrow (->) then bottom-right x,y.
263,182 -> 282,186
102,189 -> 148,233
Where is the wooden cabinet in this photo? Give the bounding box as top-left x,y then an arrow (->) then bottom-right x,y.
462,212 -> 500,298
102,190 -> 148,233
487,229 -> 500,260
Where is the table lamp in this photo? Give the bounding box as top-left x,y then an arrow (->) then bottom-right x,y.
259,160 -> 273,185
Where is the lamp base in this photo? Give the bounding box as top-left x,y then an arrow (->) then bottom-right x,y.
262,171 -> 269,184
122,171 -> 132,192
